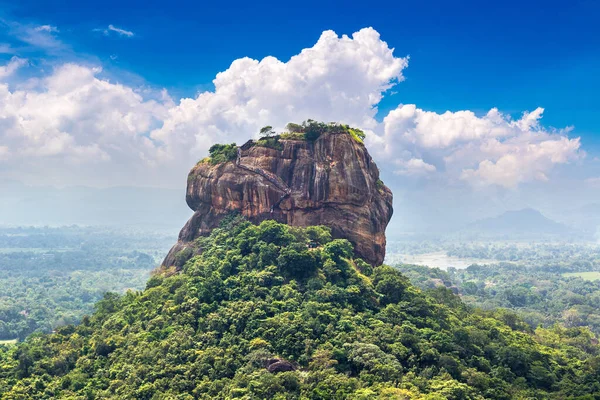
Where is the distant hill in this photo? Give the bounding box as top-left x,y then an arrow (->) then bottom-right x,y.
462,208 -> 570,237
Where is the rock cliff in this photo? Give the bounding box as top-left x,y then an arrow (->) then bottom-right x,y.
163,130 -> 393,267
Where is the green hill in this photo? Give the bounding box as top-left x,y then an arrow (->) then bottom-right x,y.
462,208 -> 570,238
1,218 -> 599,399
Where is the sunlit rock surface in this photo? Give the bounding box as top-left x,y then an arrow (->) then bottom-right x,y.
163,132 -> 393,267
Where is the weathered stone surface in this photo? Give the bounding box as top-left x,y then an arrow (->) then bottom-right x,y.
163,132 -> 393,267
266,358 -> 296,373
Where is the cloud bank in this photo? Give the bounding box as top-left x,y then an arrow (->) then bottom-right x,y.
378,105 -> 581,188
0,27 -> 583,190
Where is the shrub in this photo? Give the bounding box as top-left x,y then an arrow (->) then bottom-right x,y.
285,122 -> 303,133
260,126 -> 275,137
280,132 -> 305,140
255,136 -> 283,151
207,143 -> 237,164
347,127 -> 365,144
250,120 -> 367,144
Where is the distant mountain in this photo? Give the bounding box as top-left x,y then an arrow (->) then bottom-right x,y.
461,208 -> 571,237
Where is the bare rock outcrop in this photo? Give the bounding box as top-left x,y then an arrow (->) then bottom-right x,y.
163,131 -> 393,267
266,358 -> 296,373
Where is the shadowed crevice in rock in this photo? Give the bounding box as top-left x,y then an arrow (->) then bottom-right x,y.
163,131 -> 393,268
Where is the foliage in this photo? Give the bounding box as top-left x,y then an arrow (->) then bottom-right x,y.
279,132 -> 305,140
396,262 -> 600,335
443,242 -> 600,264
255,136 -> 284,151
347,127 -> 366,144
259,120 -> 368,143
0,226 -> 170,341
291,120 -> 366,143
207,143 -> 238,165
0,220 -> 599,399
562,271 -> 600,281
285,122 -> 303,133
259,126 -> 275,137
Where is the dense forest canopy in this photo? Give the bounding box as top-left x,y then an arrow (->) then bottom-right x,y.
1,219 -> 599,399
0,226 -> 172,341
396,262 -> 600,336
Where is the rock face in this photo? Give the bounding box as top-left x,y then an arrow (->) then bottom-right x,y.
266,358 -> 296,373
163,131 -> 393,267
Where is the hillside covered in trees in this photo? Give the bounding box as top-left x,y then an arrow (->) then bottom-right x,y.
1,218 -> 599,399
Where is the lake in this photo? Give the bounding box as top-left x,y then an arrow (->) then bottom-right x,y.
385,251 -> 498,270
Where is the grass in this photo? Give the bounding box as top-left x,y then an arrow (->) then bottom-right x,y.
562,271 -> 600,281
0,339 -> 17,345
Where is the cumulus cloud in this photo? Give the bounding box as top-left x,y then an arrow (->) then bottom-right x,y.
150,28 -> 407,164
394,158 -> 437,176
374,104 -> 582,188
0,28 -> 406,186
0,27 -> 584,190
0,62 -> 168,185
460,135 -> 581,188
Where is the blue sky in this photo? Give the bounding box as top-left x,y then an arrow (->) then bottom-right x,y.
2,0 -> 598,141
0,0 -> 598,228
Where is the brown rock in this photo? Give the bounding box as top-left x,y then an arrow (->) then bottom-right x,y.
266,358 -> 296,373
163,131 -> 393,267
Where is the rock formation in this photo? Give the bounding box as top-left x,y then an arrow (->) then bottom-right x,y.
163,130 -> 393,267
266,358 -> 296,373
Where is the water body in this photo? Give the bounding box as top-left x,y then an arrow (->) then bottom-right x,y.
386,251 -> 498,270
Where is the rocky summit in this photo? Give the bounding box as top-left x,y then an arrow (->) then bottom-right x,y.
163,123 -> 393,267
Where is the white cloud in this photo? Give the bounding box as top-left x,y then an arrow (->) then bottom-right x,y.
0,57 -> 27,79
0,63 -> 168,185
0,27 -> 584,190
374,104 -> 582,188
394,158 -> 437,176
12,23 -> 64,52
0,28 -> 407,186
34,25 -> 59,33
460,136 -> 581,188
96,25 -> 134,37
149,27 -> 408,164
